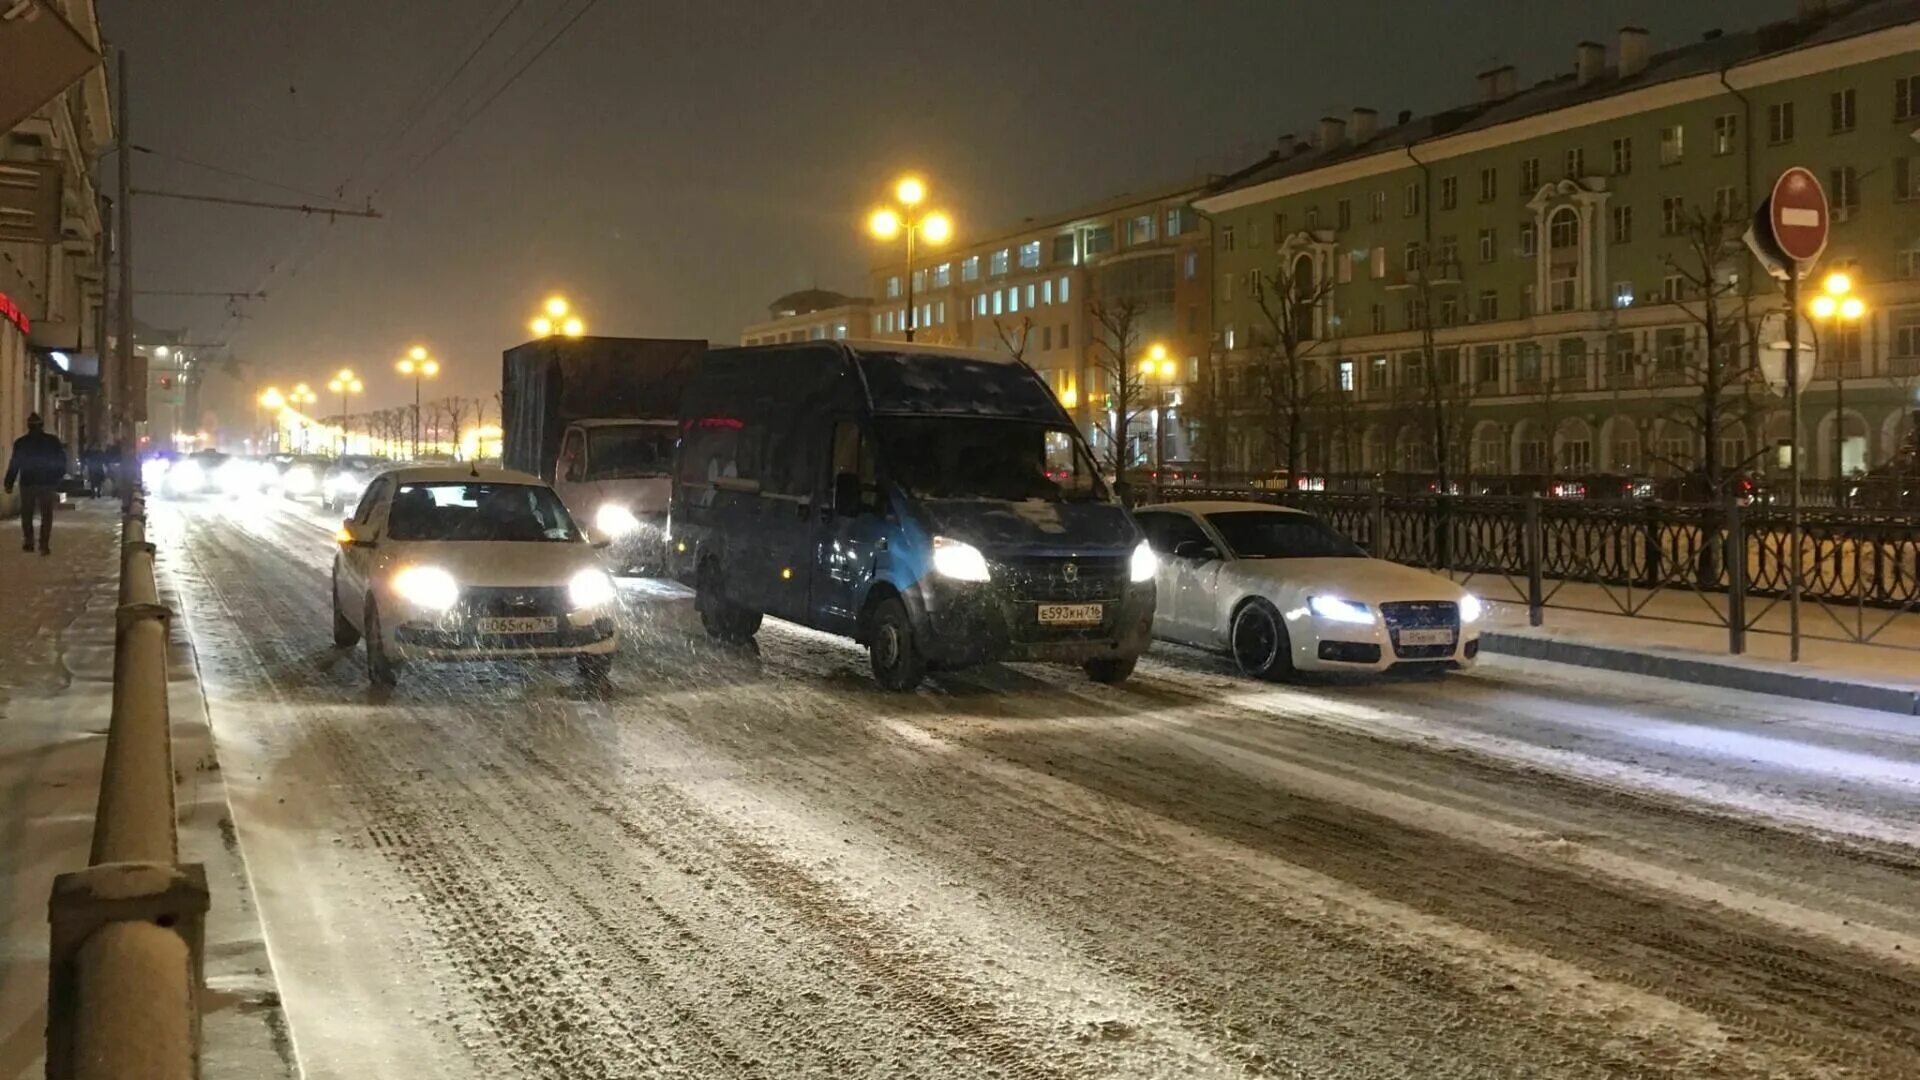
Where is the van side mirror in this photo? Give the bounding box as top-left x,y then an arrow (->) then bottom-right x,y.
833,471 -> 864,517
1173,539 -> 1217,561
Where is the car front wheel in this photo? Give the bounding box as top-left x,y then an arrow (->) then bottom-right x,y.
1231,599 -> 1293,681
331,562 -> 360,647
1084,656 -> 1137,684
365,596 -> 399,688
867,598 -> 926,692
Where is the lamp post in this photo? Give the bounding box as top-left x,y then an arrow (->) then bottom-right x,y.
529,295 -> 584,339
289,384 -> 317,453
868,176 -> 953,343
327,369 -> 363,455
257,387 -> 285,452
1808,271 -> 1867,504
396,345 -> 440,460
1137,343 -> 1178,475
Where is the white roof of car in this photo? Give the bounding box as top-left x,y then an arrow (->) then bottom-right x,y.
1147,500 -> 1311,516
382,464 -> 548,486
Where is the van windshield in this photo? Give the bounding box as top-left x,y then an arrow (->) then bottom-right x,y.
874,417 -> 1107,502
585,424 -> 676,479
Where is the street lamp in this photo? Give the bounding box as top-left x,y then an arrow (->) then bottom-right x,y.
257,387 -> 286,452
327,368 -> 363,455
396,345 -> 441,459
868,175 -> 953,343
1808,271 -> 1868,499
530,295 -> 585,338
1137,343 -> 1179,474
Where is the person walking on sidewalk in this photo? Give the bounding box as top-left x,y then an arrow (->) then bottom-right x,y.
5,413 -> 68,554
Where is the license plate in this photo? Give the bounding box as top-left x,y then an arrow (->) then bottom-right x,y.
476,616 -> 557,635
1037,603 -> 1103,626
1398,628 -> 1454,646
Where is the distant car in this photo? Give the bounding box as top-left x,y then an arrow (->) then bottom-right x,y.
157,449 -> 229,499
321,454 -> 389,511
274,455 -> 329,500
1133,500 -> 1482,680
330,465 -> 620,687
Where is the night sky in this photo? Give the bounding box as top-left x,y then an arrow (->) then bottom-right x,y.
101,0 -> 1769,414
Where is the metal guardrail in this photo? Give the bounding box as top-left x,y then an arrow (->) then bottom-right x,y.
1149,486 -> 1920,656
46,495 -> 207,1080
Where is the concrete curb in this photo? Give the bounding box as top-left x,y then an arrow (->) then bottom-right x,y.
1479,632 -> 1920,717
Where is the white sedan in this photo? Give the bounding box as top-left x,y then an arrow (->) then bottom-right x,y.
1134,500 -> 1481,679
331,465 -> 620,687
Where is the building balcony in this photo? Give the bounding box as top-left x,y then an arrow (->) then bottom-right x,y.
1892,355 -> 1920,378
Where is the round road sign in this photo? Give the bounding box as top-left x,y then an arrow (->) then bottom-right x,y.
1769,166 -> 1829,264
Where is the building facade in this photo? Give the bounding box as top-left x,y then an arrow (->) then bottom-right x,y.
740,288 -> 872,345
1196,0 -> 1920,486
860,183 -> 1213,466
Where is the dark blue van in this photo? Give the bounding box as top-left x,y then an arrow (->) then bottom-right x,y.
671,341 -> 1155,691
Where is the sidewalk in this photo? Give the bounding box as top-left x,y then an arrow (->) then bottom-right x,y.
0,499 -> 295,1078
1466,573 -> 1920,716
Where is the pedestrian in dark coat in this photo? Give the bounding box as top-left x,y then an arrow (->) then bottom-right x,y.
5,413 -> 68,554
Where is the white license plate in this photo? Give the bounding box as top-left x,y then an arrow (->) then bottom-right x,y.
1037,603 -> 1103,626
1398,628 -> 1454,646
476,616 -> 558,635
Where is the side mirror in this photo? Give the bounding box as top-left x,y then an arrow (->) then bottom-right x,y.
590,534 -> 612,550
1172,539 -> 1216,562
832,471 -> 864,517
336,520 -> 377,549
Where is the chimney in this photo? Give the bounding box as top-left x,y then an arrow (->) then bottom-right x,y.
1477,65 -> 1517,103
1318,116 -> 1347,148
1350,107 -> 1378,144
1618,27 -> 1650,78
1576,41 -> 1606,86
1396,109 -> 1413,126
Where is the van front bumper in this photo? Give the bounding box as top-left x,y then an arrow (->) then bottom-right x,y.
907,577 -> 1155,668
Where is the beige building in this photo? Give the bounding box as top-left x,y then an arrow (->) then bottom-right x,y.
861,181 -> 1214,466
741,289 -> 872,345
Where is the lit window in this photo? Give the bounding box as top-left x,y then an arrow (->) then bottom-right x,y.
1042,279 -> 1053,305
885,276 -> 901,298
1659,124 -> 1684,165
961,256 -> 980,281
1019,241 -> 1041,269
1026,283 -> 1036,308
1059,276 -> 1069,303
1612,281 -> 1634,308
1008,287 -> 1019,313
933,263 -> 951,288
1714,114 -> 1737,155
834,323 -> 848,339
992,291 -> 1003,316
1184,251 -> 1197,280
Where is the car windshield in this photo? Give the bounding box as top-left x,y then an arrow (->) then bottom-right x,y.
337,456 -> 382,472
873,416 -> 1107,502
585,425 -> 676,479
387,482 -> 581,543
1206,510 -> 1366,559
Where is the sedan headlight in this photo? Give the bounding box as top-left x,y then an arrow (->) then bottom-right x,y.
569,567 -> 617,610
170,460 -> 205,494
594,503 -> 642,537
1308,594 -> 1375,625
931,536 -> 991,582
1130,540 -> 1157,583
391,565 -> 460,612
1458,594 -> 1483,624
283,467 -> 316,494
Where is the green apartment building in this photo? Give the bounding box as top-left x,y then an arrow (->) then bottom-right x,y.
1194,0 -> 1920,486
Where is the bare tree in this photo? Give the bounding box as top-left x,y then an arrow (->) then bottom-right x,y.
1249,257 -> 1336,483
990,314 -> 1036,362
1655,203 -> 1768,494
440,396 -> 474,459
1087,293 -> 1150,479
1188,340 -> 1240,483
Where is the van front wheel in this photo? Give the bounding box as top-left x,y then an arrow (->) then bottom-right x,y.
696,561 -> 761,643
868,598 -> 926,692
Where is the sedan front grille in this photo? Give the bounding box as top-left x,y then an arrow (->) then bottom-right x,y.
1380,600 -> 1459,659
461,586 -> 570,618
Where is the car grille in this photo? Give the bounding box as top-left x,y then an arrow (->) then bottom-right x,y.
995,556 -> 1125,603
1380,600 -> 1459,659
461,586 -> 571,618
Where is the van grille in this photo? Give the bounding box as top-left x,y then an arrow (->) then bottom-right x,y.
996,556 -> 1125,603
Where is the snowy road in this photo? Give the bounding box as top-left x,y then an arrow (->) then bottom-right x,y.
156,496 -> 1920,1079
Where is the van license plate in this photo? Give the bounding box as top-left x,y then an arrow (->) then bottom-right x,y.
1398,628 -> 1454,646
1037,603 -> 1103,626
477,616 -> 557,635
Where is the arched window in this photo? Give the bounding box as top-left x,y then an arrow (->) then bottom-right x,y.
1547,206 -> 1580,313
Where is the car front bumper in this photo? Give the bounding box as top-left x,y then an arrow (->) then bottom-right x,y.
389,609 -> 619,660
1287,616 -> 1480,672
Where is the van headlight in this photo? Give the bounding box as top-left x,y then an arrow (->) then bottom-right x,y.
1308,595 -> 1375,625
1458,594 -> 1483,624
1130,540 -> 1157,582
594,503 -> 642,537
931,536 -> 991,582
392,566 -> 460,612
569,567 -> 617,609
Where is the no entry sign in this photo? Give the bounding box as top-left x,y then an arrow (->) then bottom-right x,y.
1769,167 -> 1829,264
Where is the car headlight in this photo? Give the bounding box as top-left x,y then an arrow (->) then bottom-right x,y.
569,567 -> 617,610
1458,594 -> 1483,624
1130,540 -> 1157,582
141,459 -> 170,486
594,503 -> 642,537
171,460 -> 204,493
1308,595 -> 1375,625
284,467 -> 315,494
931,536 -> 991,582
391,565 -> 460,612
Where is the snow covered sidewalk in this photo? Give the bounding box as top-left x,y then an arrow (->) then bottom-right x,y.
0,499 -> 295,1079
1473,576 -> 1920,716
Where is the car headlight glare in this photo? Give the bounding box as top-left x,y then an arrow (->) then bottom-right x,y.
569,567 -> 617,609
392,565 -> 460,612
1308,594 -> 1375,624
931,536 -> 991,582
170,461 -> 204,493
1130,540 -> 1157,582
284,467 -> 315,494
594,503 -> 642,537
1458,594 -> 1483,624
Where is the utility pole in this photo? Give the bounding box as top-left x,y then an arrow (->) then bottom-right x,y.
115,48 -> 134,507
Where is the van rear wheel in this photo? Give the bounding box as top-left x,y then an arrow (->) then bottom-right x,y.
868,598 -> 926,692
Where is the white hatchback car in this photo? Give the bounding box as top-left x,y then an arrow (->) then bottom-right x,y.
1133,500 -> 1481,680
331,465 -> 620,687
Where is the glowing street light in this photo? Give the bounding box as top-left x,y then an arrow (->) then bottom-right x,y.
396,346 -> 442,459
287,384 -> 318,453
866,174 -> 954,343
530,295 -> 585,338
1807,270 -> 1869,496
327,368 -> 364,455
